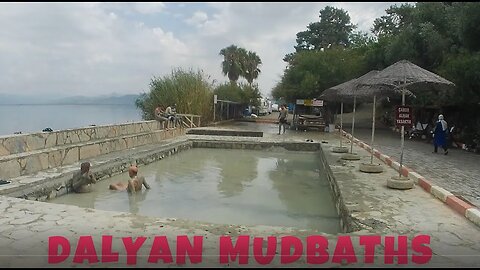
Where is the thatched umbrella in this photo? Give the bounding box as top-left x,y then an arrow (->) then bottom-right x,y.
359,60 -> 455,185
321,70 -> 383,159
321,82 -> 354,153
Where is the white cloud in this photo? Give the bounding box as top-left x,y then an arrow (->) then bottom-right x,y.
0,2 -> 408,98
185,11 -> 208,27
0,2 -> 190,96
132,2 -> 166,14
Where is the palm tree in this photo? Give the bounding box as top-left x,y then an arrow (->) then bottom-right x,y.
243,51 -> 262,87
219,45 -> 245,84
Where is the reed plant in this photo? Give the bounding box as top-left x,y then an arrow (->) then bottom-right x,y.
136,68 -> 215,124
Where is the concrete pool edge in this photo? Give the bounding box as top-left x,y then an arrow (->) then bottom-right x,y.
1,132 -> 480,267
316,144 -> 363,234
2,134 -> 354,235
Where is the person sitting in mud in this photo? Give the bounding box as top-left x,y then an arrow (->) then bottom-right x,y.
109,165 -> 150,194
71,162 -> 97,193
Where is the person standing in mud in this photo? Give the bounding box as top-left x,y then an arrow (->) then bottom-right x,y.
71,162 -> 97,193
109,165 -> 150,193
278,104 -> 288,135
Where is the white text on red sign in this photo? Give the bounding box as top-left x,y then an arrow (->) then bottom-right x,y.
398,107 -> 410,113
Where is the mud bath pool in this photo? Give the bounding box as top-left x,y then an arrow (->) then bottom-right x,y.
51,148 -> 341,233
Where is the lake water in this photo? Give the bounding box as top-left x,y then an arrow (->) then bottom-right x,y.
51,148 -> 341,233
0,104 -> 143,136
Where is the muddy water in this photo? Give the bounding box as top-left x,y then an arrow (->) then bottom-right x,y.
51,148 -> 341,233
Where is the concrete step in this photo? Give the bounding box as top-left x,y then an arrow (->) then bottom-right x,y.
187,128 -> 263,137
0,127 -> 185,179
0,120 -> 163,157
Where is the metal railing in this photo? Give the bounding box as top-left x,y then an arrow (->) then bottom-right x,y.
177,114 -> 202,128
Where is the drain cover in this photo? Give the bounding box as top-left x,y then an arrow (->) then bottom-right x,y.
0,180 -> 11,185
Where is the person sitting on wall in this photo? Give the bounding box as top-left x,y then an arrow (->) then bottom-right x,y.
109,165 -> 150,193
71,162 -> 97,193
154,106 -> 169,129
165,104 -> 177,128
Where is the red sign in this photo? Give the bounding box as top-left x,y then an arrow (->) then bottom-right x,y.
395,106 -> 413,127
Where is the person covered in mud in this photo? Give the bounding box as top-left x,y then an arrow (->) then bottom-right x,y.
109,165 -> 150,193
71,162 -> 97,193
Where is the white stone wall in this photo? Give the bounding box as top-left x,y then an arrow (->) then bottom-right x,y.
0,121 -> 184,180
0,121 -> 161,156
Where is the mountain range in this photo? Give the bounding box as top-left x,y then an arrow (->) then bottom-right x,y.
0,93 -> 140,105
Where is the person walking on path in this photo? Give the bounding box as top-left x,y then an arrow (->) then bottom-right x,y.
433,114 -> 449,155
278,104 -> 288,135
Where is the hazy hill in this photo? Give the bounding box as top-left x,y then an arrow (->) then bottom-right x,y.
0,93 -> 140,105
50,94 -> 139,105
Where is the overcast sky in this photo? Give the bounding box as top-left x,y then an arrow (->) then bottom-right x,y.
0,2 -> 409,98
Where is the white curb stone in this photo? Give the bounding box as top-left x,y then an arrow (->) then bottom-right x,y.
466,208 -> 480,227
431,186 -> 453,203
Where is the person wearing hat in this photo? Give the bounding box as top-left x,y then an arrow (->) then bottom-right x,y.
433,114 -> 449,155
109,165 -> 150,193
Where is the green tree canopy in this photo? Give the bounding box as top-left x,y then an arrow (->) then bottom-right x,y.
243,51 -> 262,86
272,46 -> 366,102
219,45 -> 246,84
294,6 -> 356,52
219,45 -> 263,86
214,82 -> 261,106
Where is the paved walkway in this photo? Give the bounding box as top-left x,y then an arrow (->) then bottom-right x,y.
336,103 -> 480,208
353,127 -> 480,207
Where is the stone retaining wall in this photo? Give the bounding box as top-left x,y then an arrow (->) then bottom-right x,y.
0,128 -> 186,179
0,121 -> 162,157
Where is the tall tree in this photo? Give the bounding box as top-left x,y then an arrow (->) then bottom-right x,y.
272,47 -> 366,102
372,4 -> 416,38
219,45 -> 245,84
294,6 -> 356,52
243,51 -> 262,86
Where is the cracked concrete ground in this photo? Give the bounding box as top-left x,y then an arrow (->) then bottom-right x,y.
0,121 -> 479,267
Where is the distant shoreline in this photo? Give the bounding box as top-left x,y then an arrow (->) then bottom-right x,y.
0,103 -> 136,106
